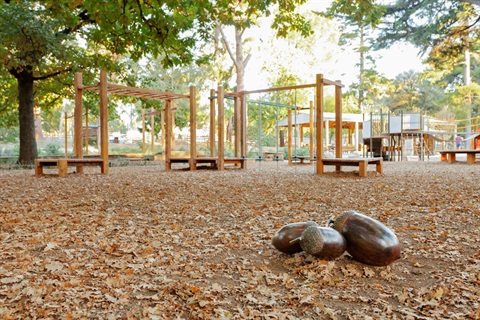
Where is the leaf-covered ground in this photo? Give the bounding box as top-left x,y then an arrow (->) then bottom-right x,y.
0,161 -> 479,319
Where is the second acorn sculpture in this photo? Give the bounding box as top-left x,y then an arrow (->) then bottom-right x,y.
291,226 -> 347,260
329,210 -> 401,266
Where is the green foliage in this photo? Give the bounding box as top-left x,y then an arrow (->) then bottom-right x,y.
323,0 -> 385,27
381,70 -> 446,114
445,83 -> 480,118
375,1 -> 479,69
322,1 -> 386,112
40,143 -> 63,156
0,144 -> 19,157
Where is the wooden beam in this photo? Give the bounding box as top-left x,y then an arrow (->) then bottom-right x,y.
335,80 -> 343,159
243,83 -> 316,95
234,88 -> 241,159
218,86 -> 225,170
316,74 -> 324,174
165,99 -> 172,170
288,108 -> 292,165
322,78 -> 345,87
209,89 -> 216,157
189,86 -> 197,170
151,107 -> 155,155
142,107 -> 146,155
74,72 -> 83,163
309,101 -> 314,164
241,93 -> 247,169
99,70 -> 109,174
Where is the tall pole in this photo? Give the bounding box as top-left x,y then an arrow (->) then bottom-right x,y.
210,89 -> 216,157
165,99 -> 172,170
315,74 -> 324,174
99,70 -> 109,174
218,86 -> 225,170
74,72 -> 84,174
189,86 -> 197,170
142,107 -> 146,155
74,72 -> 83,160
308,101 -> 314,164
335,80 -> 342,158
151,107 -> 155,155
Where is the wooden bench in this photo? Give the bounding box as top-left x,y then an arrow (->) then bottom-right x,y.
320,158 -> 383,177
292,155 -> 313,164
167,157 -> 247,170
439,150 -> 480,164
35,158 -> 106,177
263,152 -> 284,161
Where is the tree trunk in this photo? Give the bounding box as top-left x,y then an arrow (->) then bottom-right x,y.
358,24 -> 365,112
16,70 -> 38,164
235,27 -> 245,92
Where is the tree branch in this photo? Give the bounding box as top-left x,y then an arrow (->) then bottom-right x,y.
243,53 -> 251,69
33,68 -> 72,81
216,21 -> 239,69
57,10 -> 95,35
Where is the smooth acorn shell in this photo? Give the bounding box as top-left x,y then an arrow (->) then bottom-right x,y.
299,226 -> 346,260
272,221 -> 318,254
332,211 -> 401,266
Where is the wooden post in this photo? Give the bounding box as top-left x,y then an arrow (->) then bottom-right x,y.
74,73 -> 83,158
234,88 -> 241,159
99,70 -> 109,174
316,74 -> 324,174
309,101 -> 314,164
165,99 -> 172,170
209,89 -> 216,157
151,107 -> 155,155
241,93 -> 247,169
85,106 -> 89,155
161,110 -> 165,152
142,107 -> 146,155
288,108 -> 293,165
335,80 -> 342,158
189,86 -> 197,170
218,86 -> 225,170
74,72 -> 84,173
64,112 -> 68,158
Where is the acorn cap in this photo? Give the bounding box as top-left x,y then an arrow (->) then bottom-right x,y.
299,226 -> 325,255
332,210 -> 356,232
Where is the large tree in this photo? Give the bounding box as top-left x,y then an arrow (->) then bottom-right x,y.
0,1 -> 215,164
1,0 -> 316,164
214,1 -> 311,93
323,0 -> 385,112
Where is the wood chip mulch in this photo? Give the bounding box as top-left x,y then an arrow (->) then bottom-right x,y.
0,160 -> 479,319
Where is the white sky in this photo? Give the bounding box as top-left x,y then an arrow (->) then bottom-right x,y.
243,0 -> 425,90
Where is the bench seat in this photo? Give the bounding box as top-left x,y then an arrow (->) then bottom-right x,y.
320,157 -> 383,177
439,150 -> 480,164
35,158 -> 106,177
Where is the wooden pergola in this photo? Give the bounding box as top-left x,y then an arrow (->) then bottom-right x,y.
239,74 -> 346,174
74,70 -> 194,173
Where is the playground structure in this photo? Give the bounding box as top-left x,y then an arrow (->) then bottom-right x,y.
362,112 -> 468,161
167,73 -> 381,176
36,70 -> 383,177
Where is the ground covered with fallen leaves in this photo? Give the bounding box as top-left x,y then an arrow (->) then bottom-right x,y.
0,160 -> 479,319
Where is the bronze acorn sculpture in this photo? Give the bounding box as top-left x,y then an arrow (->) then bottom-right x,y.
292,225 -> 346,260
272,221 -> 318,254
330,211 -> 401,266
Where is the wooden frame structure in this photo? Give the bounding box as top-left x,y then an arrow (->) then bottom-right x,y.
37,71 -> 381,177
239,74 -> 382,176
169,86 -> 247,170
76,70 -> 192,173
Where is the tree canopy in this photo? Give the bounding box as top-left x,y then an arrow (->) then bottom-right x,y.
0,0 -> 311,163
